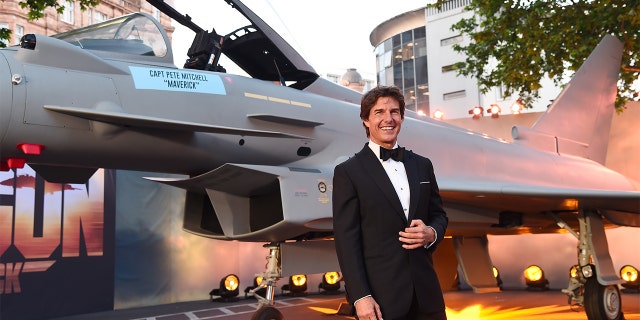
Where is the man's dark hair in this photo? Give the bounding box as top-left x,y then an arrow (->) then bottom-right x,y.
360,85 -> 406,137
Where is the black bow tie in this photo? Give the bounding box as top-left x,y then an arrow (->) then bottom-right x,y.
380,146 -> 405,162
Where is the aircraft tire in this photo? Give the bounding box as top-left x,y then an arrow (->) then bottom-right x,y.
584,277 -> 622,320
251,306 -> 284,320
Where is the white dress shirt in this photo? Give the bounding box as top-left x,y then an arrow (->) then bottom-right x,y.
368,141 -> 410,219
368,140 -> 437,248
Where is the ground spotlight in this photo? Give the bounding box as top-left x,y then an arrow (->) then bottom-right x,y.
493,266 -> 503,288
244,276 -> 266,298
620,265 -> 639,292
282,274 -> 307,296
209,274 -> 240,302
523,265 -> 549,290
487,104 -> 501,118
468,106 -> 483,119
432,109 -> 444,120
318,271 -> 342,294
511,100 -> 523,114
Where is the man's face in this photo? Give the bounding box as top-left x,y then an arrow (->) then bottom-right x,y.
363,96 -> 403,149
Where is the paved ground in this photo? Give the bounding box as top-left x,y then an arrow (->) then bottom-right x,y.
52,289 -> 640,320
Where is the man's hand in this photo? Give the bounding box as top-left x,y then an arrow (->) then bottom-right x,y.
399,219 -> 435,249
354,296 -> 383,320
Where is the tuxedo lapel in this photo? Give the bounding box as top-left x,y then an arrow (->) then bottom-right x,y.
404,150 -> 420,222
356,145 -> 407,222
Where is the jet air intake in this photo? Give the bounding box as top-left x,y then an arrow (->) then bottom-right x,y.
148,164 -> 334,242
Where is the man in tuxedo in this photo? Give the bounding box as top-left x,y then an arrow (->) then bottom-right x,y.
333,85 -> 448,320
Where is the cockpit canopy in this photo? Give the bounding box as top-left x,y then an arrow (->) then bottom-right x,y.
52,12 -> 172,64
50,2 -> 320,86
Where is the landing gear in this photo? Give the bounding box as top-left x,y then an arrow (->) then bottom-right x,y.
247,243 -> 284,320
584,277 -> 622,320
551,210 -> 624,320
251,306 -> 284,320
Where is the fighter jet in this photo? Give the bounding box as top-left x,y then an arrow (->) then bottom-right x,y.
0,0 -> 638,319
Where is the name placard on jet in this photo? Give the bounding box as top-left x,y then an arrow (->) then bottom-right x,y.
129,66 -> 226,94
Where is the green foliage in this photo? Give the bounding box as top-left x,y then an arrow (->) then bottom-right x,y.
0,0 -> 100,45
19,0 -> 100,20
20,0 -> 63,20
432,0 -> 640,110
0,27 -> 11,48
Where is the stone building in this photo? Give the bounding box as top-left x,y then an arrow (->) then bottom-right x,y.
0,0 -> 174,46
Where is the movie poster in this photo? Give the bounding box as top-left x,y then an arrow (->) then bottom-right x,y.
0,166 -> 115,319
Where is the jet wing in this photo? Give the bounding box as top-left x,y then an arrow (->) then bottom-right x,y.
440,180 -> 640,217
43,105 -> 312,139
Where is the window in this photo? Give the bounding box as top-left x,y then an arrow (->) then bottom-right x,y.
393,62 -> 403,88
393,46 -> 403,65
443,90 -> 466,100
403,59 -> 415,89
401,30 -> 414,61
383,38 -> 392,52
392,34 -> 401,48
413,37 -> 427,58
14,25 -> 24,45
402,42 -> 414,61
413,27 -> 426,40
441,35 -> 463,46
404,87 -> 416,112
87,9 -> 107,25
384,67 -> 393,86
415,56 -> 428,85
416,83 -> 430,115
391,34 -> 402,65
94,11 -> 107,23
375,38 -> 393,78
379,49 -> 391,69
61,1 -> 74,24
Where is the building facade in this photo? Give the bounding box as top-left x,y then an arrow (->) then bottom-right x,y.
325,68 -> 376,93
370,8 -> 429,115
0,0 -> 174,47
371,0 -> 552,119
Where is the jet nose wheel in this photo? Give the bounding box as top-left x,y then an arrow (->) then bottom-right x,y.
584,277 -> 622,320
251,306 -> 284,320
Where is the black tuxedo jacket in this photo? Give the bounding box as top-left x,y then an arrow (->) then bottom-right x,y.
333,143 -> 448,318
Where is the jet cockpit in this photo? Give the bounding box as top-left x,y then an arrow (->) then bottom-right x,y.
52,12 -> 172,64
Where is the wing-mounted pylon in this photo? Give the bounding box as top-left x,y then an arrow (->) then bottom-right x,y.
147,164 -> 334,242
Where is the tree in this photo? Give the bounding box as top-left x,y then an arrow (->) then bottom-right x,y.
0,0 -> 100,47
434,0 -> 640,110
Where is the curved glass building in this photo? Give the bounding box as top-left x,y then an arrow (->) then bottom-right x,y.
370,0 -> 552,120
370,8 -> 429,114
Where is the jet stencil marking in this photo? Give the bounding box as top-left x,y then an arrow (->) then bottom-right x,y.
244,92 -> 312,108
